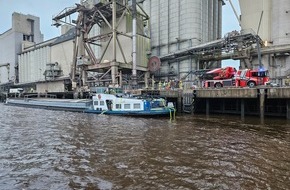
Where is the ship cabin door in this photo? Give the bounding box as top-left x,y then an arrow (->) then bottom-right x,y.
106,100 -> 113,111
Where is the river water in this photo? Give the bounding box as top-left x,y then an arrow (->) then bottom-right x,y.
0,104 -> 290,190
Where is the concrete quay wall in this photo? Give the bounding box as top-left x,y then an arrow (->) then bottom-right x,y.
195,88 -> 258,98
195,87 -> 290,99
156,87 -> 290,119
267,88 -> 290,99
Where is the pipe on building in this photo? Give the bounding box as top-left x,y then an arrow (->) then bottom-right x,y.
132,0 -> 137,86
111,0 -> 118,86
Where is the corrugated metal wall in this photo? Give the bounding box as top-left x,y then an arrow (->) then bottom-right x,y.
143,0 -> 222,80
18,46 -> 51,83
19,39 -> 74,84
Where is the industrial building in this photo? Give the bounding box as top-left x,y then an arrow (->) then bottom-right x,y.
18,26 -> 75,93
3,0 -> 220,95
0,12 -> 43,91
1,0 -> 290,98
142,0 -> 223,83
141,0 -> 252,86
238,0 -> 290,85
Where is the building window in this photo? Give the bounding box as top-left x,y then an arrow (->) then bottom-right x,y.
23,35 -> 29,41
23,34 -> 33,42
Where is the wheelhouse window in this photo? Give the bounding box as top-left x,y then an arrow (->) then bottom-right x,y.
133,103 -> 141,109
94,101 -> 98,105
116,104 -> 121,109
124,104 -> 130,109
100,101 -> 105,106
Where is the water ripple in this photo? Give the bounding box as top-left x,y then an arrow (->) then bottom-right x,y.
0,104 -> 290,189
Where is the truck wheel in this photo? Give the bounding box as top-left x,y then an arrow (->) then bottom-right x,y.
247,81 -> 256,88
215,83 -> 223,88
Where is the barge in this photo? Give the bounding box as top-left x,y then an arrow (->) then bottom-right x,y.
5,88 -> 175,117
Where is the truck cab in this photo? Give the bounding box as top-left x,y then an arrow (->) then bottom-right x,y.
235,69 -> 269,87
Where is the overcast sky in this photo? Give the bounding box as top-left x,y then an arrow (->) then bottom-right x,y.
0,0 -> 241,40
222,0 -> 241,35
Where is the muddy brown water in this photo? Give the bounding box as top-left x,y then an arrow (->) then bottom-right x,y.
0,104 -> 290,189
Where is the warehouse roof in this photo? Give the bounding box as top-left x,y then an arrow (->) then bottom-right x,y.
51,27 -> 76,46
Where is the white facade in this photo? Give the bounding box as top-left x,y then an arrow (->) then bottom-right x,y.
0,12 -> 43,85
36,81 -> 65,93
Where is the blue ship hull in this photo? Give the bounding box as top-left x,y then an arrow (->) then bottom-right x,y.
84,109 -> 174,116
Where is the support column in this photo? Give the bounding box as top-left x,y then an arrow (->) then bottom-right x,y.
144,71 -> 150,89
177,94 -> 182,113
206,99 -> 210,116
111,0 -> 117,85
119,70 -> 122,87
151,75 -> 155,90
111,65 -> 118,86
131,0 -> 137,87
259,89 -> 265,121
82,69 -> 87,88
287,100 -> 290,119
241,99 -> 245,120
221,99 -> 225,113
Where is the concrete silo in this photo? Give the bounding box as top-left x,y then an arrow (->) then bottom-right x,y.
238,0 -> 272,43
239,0 -> 290,84
271,0 -> 290,84
142,0 -> 223,82
272,0 -> 290,45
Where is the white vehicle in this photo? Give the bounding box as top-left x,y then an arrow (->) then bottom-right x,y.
9,88 -> 23,94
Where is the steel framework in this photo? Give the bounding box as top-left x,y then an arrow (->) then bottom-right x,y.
52,0 -> 150,90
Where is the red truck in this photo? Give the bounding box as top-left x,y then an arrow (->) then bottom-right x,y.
235,68 -> 270,88
203,67 -> 269,88
203,66 -> 236,88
